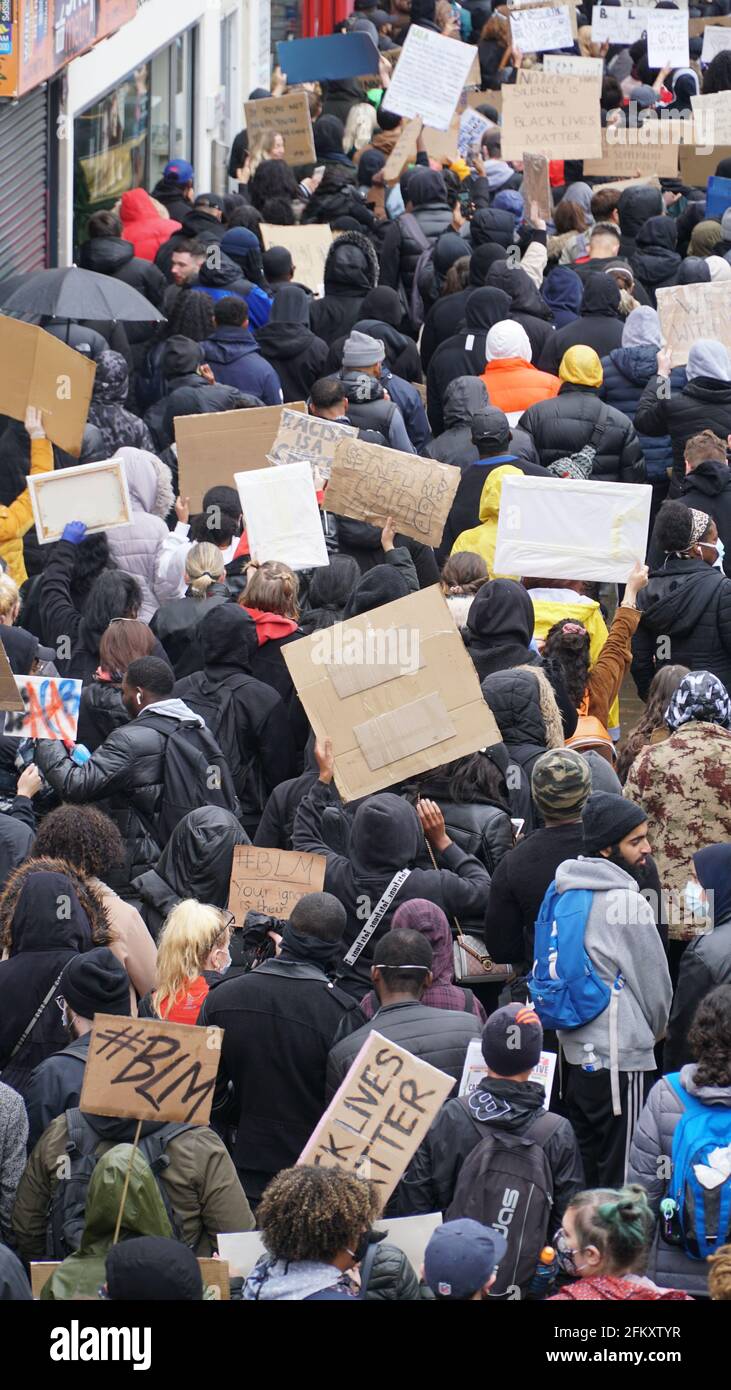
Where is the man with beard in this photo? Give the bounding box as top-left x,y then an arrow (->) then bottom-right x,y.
535,792 -> 672,1189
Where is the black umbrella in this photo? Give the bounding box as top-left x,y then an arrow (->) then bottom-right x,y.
0,267 -> 165,323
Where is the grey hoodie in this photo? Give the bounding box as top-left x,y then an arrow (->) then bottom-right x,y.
553,858 -> 672,1071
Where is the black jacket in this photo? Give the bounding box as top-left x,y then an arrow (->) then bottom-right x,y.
618,185 -> 664,259
77,682 -> 130,752
150,179 -> 193,226
253,770 -> 319,851
379,182 -> 454,297
634,373 -> 731,495
144,375 -> 247,453
629,216 -> 682,307
150,583 -> 232,679
309,231 -> 380,342
326,318 -> 422,384
518,382 -> 645,484
540,278 -> 625,376
463,579 -> 541,684
420,286 -> 473,371
426,286 -> 512,436
334,519 -> 440,590
664,918 -> 731,1073
572,256 -> 651,306
675,460 -> 731,578
396,1077 -> 584,1223
326,1000 -> 482,1097
484,263 -> 556,374
254,320 -> 328,402
131,805 -> 250,941
437,451 -> 547,564
631,556 -> 731,699
198,957 -> 359,1201
0,798 -> 35,885
24,1033 -> 89,1153
424,376 -> 490,471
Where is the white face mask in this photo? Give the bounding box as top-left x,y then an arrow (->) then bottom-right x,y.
216,951 -> 232,975
684,879 -> 710,925
714,537 -> 726,572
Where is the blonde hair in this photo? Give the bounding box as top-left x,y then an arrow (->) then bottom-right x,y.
185,542 -> 226,598
709,1245 -> 731,1299
153,900 -> 231,1019
249,128 -> 283,177
242,560 -> 300,620
0,574 -> 20,622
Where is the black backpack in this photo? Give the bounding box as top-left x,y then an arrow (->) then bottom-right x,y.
181,676 -> 265,810
446,1097 -> 562,1298
47,1109 -> 193,1260
142,713 -> 240,845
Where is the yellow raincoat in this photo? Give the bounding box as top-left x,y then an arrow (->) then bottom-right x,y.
451,464 -> 523,576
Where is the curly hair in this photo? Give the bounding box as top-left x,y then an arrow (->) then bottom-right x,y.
542,618 -> 591,709
568,1185 -> 654,1275
688,984 -> 731,1088
32,807 -> 126,880
250,159 -> 300,214
616,664 -> 689,783
0,856 -> 112,953
257,1166 -> 379,1264
708,1244 -> 731,1300
166,288 -> 216,343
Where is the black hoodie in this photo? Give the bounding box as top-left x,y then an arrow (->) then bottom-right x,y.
542,276 -> 625,375
464,579 -> 539,681
426,287 -> 512,435
677,459 -> 731,577
131,806 -> 250,940
254,285 -> 329,401
632,555 -> 731,698
630,216 -> 682,306
484,263 -> 556,373
618,185 -> 664,257
78,236 -> 166,311
309,230 -> 380,341
469,207 -> 516,251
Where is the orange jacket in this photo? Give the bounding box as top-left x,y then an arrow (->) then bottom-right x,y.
481,358 -> 561,415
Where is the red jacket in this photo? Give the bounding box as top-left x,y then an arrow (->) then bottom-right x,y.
119,188 -> 181,262
550,1276 -> 692,1301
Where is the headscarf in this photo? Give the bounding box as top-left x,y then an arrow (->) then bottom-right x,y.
559,345 -> 603,387
706,255 -> 731,283
562,182 -> 594,224
689,220 -> 725,258
485,320 -> 532,362
665,670 -> 731,732
621,305 -> 662,349
693,843 -> 731,927
686,339 -> 731,383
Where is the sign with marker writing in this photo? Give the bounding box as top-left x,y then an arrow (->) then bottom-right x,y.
591,5 -> 647,43
509,4 -> 573,52
268,409 -> 356,482
298,1030 -> 455,1208
229,846 -> 326,924
327,438 -> 460,548
4,676 -> 82,741
382,24 -> 475,132
244,92 -> 315,167
645,7 -> 689,68
79,1015 -> 223,1126
501,72 -> 602,162
657,281 -> 731,367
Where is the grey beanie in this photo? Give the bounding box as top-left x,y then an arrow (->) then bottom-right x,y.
343,330 -> 386,369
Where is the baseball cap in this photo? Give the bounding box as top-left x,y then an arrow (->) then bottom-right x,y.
424,1219 -> 507,1299
163,159 -> 195,185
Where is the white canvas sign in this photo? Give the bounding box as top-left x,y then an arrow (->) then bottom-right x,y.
458,108 -> 494,159
510,4 -> 574,52
459,1037 -> 557,1110
29,458 -> 132,546
645,8 -> 689,68
493,475 -> 652,583
702,25 -> 731,62
591,6 -> 648,43
235,460 -> 329,571
382,25 -> 475,132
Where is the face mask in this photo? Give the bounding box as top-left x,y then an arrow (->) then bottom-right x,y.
714,537 -> 725,572
684,879 -> 709,924
347,1230 -> 372,1265
216,951 -> 232,975
553,1229 -> 582,1277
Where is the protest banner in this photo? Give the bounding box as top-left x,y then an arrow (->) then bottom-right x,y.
4,676 -> 82,741
29,457 -> 133,545
493,475 -> 652,583
326,438 -> 460,548
691,92 -> 731,147
383,117 -> 423,182
298,1030 -> 455,1207
276,32 -> 380,83
521,152 -> 552,220
0,642 -> 24,714
590,5 -> 647,43
284,585 -> 502,802
458,108 -> 494,160
646,7 -> 689,67
235,459 -> 329,571
0,317 -> 95,457
701,23 -> 731,60
422,114 -> 461,166
583,128 -> 679,178
382,24 -> 475,131
465,86 -> 502,112
175,402 -> 306,511
507,0 -> 579,34
500,72 -> 602,161
543,52 -> 603,76
268,408 -> 356,481
260,223 -> 332,296
229,846 -> 326,924
218,1214 -> 442,1279
459,1037 -> 557,1109
509,4 -> 574,51
244,91 -> 315,166
657,281 -> 731,366
80,1014 -> 223,1126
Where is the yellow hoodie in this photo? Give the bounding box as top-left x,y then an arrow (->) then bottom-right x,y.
451,464 -> 523,576
0,437 -> 54,585
530,590 -> 620,730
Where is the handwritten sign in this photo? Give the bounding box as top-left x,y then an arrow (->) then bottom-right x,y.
458,108 -> 494,160
229,846 -> 326,923
175,402 -> 306,512
459,1036 -> 556,1109
244,91 -> 315,167
701,24 -> 731,60
29,458 -> 133,546
326,438 -> 460,549
501,72 -> 602,162
591,5 -> 647,44
298,1031 -> 455,1208
4,676 -> 82,741
383,116 -> 422,183
543,52 -> 603,76
646,7 -> 688,68
0,641 -> 24,714
268,408 -> 356,481
510,4 -> 573,51
656,281 -> 731,368
691,92 -> 731,148
583,128 -> 679,179
522,152 -> 552,221
382,25 -> 475,132
260,223 -> 333,296
79,1015 -> 223,1126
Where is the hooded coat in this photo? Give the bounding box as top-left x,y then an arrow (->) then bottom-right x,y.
78,233 -> 167,368
541,277 -> 625,376
150,580 -> 232,679
482,340 -> 562,415
301,166 -> 378,234
334,522 -> 439,591
326,286 -> 423,383
479,666 -> 567,828
664,844 -> 731,1072
200,324 -> 282,405
618,185 -> 664,257
254,286 -> 329,401
144,345 -> 248,453
175,604 -> 297,835
309,230 -> 380,341
630,216 -> 682,306
484,263 -> 556,373
541,266 -> 584,329
631,556 -> 731,699
426,287 -> 512,436
119,188 -> 182,262
601,309 -> 687,484
357,901 -> 487,1023
675,459 -> 731,577
190,248 -> 272,332
518,381 -> 645,484
424,377 -> 491,469
88,351 -> 156,455
379,169 -> 454,297
105,448 -> 178,621
464,581 -> 539,681
634,351 -> 731,496
452,465 -> 526,572
469,207 -> 516,251
131,806 -> 250,940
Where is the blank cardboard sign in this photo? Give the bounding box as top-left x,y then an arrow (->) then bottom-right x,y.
260,224 -> 333,295
175,402 -> 306,512
284,585 -> 502,802
79,1014 -> 223,1126
229,846 -> 326,924
29,457 -> 133,545
0,317 -> 96,457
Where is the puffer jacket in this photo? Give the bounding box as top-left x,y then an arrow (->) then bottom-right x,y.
309,231 -> 380,342
437,450 -> 545,563
0,437 -> 53,584
627,1064 -> 731,1297
631,556 -> 731,699
518,382 -> 646,484
635,372 -> 731,496
106,448 -> 178,621
379,171 -> 454,298
600,347 -> 686,482
119,188 -> 182,262
424,377 -> 490,470
364,1241 -> 421,1300
326,1000 -> 482,1096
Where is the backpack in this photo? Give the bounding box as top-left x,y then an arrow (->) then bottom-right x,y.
663,1071 -> 731,1260
528,882 -> 611,1030
182,676 -> 265,810
399,213 -> 438,325
47,1109 -> 193,1260
447,1097 -> 563,1297
141,713 -> 240,846
545,404 -> 609,480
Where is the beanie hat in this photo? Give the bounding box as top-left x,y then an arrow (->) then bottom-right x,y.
581,791 -> 646,856
60,947 -> 131,1021
481,1002 -> 543,1075
559,344 -> 603,387
343,329 -> 386,369
531,747 -> 592,820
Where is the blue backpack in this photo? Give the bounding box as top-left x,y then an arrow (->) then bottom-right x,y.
665,1071 -> 731,1259
528,883 -> 611,1031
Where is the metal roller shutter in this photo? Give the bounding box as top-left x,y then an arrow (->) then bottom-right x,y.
0,86 -> 49,284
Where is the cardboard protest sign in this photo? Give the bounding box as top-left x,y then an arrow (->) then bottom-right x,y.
244,91 -> 315,167
175,402 -> 306,512
298,1030 -> 455,1207
382,25 -> 475,132
29,458 -> 133,546
591,5 -> 647,44
692,92 -> 731,147
326,438 -> 460,548
596,174 -> 661,194
521,152 -> 552,221
284,585 -> 502,802
543,52 -> 603,76
277,32 -> 380,84
235,460 -> 329,571
0,317 -> 95,457
458,108 -> 494,160
268,408 -> 356,481
422,115 -> 460,166
260,223 -> 332,295
701,23 -> 731,60
501,72 -> 602,162
657,281 -> 731,367
79,1015 -> 223,1125
383,117 -> 422,182
646,7 -> 689,67
680,143 -> 731,188
229,846 -> 326,924
689,13 -> 731,38
0,642 -> 24,714
583,128 -> 679,178
32,1259 -> 230,1300
3,676 -> 82,741
459,1036 -> 556,1110
493,475 -> 652,583
509,4 -> 573,51
465,86 -> 502,112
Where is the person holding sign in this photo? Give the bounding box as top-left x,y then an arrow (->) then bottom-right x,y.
0,408 -> 53,586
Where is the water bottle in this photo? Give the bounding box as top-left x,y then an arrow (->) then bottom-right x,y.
527,1246 -> 558,1299
581,1043 -> 603,1073
71,744 -> 91,766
